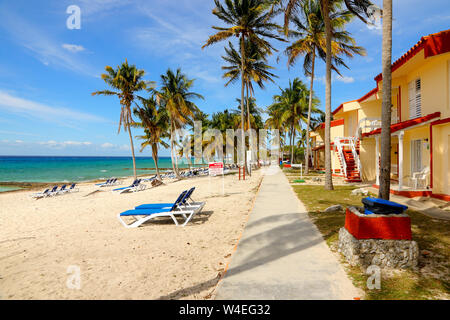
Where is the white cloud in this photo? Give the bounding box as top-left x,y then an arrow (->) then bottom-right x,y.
101,142 -> 114,148
336,75 -> 355,84
0,91 -> 108,127
0,11 -> 97,76
62,44 -> 86,53
38,140 -> 92,148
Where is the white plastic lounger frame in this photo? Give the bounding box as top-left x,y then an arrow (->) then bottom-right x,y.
117,208 -> 196,228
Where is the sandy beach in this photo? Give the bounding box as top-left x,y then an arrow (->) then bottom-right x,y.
0,170 -> 262,300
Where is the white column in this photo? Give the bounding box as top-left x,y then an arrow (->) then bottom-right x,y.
398,131 -> 404,192
375,136 -> 380,185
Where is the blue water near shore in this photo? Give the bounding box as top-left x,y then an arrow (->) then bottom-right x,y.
0,156 -> 198,185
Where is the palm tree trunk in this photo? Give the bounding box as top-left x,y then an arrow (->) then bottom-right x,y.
379,0 -> 393,200
127,124 -> 137,179
305,50 -> 316,174
323,0 -> 334,190
151,143 -> 161,180
240,35 -> 247,175
246,82 -> 252,176
170,122 -> 179,178
290,124 -> 295,163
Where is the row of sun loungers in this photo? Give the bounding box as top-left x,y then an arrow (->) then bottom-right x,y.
117,187 -> 206,228
95,178 -> 122,188
31,184 -> 79,199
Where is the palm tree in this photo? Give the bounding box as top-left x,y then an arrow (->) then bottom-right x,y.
133,97 -> 170,181
203,0 -> 285,169
92,59 -> 152,179
270,78 -> 321,163
285,0 -> 366,174
282,0 -> 374,190
379,0 -> 392,200
157,68 -> 204,178
222,40 -> 277,129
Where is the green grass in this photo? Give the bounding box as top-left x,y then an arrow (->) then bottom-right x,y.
289,182 -> 450,300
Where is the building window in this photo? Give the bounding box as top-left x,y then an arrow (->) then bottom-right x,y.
411,139 -> 422,174
408,78 -> 422,119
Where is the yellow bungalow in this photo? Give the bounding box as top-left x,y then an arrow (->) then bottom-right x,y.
311,29 -> 450,201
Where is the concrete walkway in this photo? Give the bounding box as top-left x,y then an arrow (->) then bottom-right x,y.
215,166 -> 360,300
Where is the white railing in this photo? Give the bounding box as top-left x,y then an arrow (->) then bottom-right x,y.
357,117 -> 381,137
334,137 -> 361,177
349,137 -> 361,173
334,138 -> 347,177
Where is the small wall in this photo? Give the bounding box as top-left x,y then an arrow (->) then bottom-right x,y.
338,207 -> 419,270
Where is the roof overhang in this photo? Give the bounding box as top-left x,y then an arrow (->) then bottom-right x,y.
362,112 -> 441,137
375,30 -> 450,83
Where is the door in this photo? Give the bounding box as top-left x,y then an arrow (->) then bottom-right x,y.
411,139 -> 422,175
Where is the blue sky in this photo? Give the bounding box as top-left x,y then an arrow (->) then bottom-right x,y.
0,0 -> 449,156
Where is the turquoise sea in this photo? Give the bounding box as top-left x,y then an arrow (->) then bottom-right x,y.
0,156 -> 199,187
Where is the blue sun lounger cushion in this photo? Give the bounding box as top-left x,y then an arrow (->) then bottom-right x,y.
135,190 -> 188,210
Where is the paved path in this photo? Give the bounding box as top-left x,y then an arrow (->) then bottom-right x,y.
215,166 -> 360,300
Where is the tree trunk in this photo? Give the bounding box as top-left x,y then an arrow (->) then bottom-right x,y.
379,0 -> 393,200
170,122 -> 179,178
323,0 -> 334,190
240,35 -> 247,176
151,143 -> 161,180
127,124 -> 137,179
290,124 -> 295,163
305,50 -> 316,174
246,82 -> 252,176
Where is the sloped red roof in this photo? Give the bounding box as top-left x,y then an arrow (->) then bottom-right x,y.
332,88 -> 379,115
318,118 -> 344,129
362,112 -> 441,137
375,30 -> 450,82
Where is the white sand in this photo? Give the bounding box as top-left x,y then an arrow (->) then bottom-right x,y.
0,171 -> 262,299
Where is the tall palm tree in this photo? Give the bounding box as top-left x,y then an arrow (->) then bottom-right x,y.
203,0 -> 285,169
282,0 -> 373,190
92,59 -> 152,179
379,0 -> 392,200
222,40 -> 278,129
285,0 -> 366,174
133,97 -> 170,181
270,78 -> 321,163
157,68 -> 204,178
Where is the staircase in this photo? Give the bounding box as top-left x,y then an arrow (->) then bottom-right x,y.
335,137 -> 362,183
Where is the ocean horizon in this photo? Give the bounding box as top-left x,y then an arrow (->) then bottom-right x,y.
0,156 -> 205,188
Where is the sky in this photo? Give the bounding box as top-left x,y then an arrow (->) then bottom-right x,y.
0,0 -> 449,157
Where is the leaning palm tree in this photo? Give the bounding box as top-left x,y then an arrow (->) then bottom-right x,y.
285,0 -> 366,174
157,68 -> 204,179
282,0 -> 374,190
133,97 -> 170,181
203,0 -> 285,169
92,59 -> 152,179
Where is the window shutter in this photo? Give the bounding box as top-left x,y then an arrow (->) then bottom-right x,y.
408,79 -> 422,119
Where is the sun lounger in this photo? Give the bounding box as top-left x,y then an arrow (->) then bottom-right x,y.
31,188 -> 50,199
67,183 -> 79,193
47,185 -> 59,197
56,185 -> 67,195
113,179 -> 146,194
96,179 -> 111,186
118,199 -> 199,228
118,188 -> 206,228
